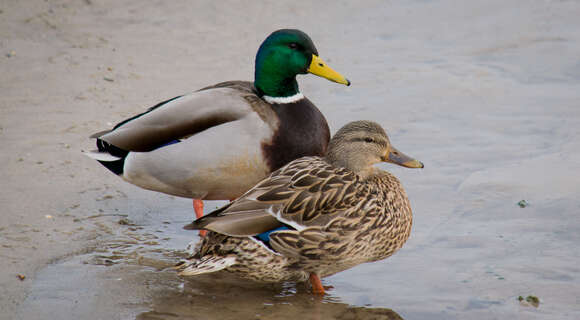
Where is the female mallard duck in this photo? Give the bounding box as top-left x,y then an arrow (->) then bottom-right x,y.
178,120 -> 423,294
86,29 -> 350,220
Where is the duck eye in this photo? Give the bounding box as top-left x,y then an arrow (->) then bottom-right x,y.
364,137 -> 374,143
288,43 -> 298,49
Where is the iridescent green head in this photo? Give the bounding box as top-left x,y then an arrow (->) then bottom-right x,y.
254,29 -> 350,99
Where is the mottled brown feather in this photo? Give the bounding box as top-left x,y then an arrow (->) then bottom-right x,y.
179,121 -> 420,283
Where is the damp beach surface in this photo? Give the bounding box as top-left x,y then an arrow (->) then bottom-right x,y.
1,0 -> 580,319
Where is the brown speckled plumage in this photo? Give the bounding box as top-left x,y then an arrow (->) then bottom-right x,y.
178,120 -> 423,284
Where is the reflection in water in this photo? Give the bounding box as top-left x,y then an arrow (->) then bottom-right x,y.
136,272 -> 404,320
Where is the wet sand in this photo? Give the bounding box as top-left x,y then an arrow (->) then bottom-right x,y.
1,0 -> 580,319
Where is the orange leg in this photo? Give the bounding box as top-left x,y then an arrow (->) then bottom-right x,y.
309,273 -> 325,295
193,199 -> 204,219
193,199 -> 206,237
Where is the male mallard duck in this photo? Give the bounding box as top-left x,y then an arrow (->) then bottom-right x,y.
178,120 -> 423,294
86,29 -> 350,221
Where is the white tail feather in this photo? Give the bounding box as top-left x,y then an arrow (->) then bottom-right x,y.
82,150 -> 121,162
178,256 -> 236,276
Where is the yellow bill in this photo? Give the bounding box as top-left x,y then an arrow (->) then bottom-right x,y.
307,55 -> 351,86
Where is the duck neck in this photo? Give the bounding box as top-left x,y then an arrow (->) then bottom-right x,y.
254,72 -> 301,101
326,153 -> 379,180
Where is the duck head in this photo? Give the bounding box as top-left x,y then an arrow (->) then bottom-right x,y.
326,121 -> 424,177
254,29 -> 350,98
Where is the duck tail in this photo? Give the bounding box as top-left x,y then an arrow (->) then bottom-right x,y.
83,149 -> 126,175
83,136 -> 129,175
176,255 -> 236,276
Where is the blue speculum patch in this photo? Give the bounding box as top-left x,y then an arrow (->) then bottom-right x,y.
256,226 -> 289,243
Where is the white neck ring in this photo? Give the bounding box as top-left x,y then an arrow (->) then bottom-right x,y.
263,92 -> 304,104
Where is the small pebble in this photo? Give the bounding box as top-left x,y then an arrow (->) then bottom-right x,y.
518,295 -> 540,308
526,295 -> 540,307
118,218 -> 134,225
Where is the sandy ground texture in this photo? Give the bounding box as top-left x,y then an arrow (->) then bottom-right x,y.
1,0 -> 580,319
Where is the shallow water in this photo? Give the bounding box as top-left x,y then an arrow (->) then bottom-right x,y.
15,192 -> 580,319
17,212 -> 406,320
2,0 -> 580,319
